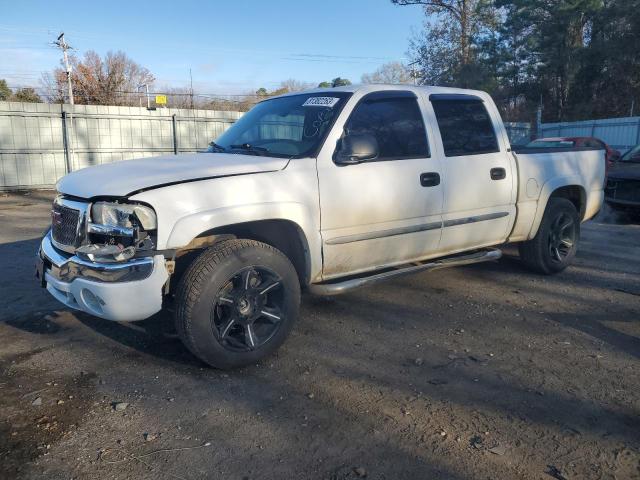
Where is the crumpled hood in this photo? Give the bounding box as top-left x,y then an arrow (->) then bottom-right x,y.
56,152 -> 289,198
608,162 -> 640,181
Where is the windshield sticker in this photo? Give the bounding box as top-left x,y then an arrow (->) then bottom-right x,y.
303,110 -> 335,138
303,97 -> 340,108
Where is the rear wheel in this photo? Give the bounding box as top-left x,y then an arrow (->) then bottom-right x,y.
175,239 -> 300,369
519,197 -> 580,274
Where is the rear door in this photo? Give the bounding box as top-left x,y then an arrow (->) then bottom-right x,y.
317,90 -> 444,279
427,93 -> 516,253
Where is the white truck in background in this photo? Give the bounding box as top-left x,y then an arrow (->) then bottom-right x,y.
37,84 -> 605,368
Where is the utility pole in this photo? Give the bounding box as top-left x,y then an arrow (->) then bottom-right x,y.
189,68 -> 194,109
408,60 -> 419,85
54,33 -> 74,105
536,94 -> 543,139
138,84 -> 150,109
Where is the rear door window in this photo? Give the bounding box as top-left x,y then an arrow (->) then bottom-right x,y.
430,97 -> 500,157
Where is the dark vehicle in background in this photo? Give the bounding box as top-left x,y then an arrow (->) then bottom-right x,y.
605,144 -> 640,216
525,137 -> 621,169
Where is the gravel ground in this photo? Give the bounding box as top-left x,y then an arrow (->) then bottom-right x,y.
1,190 -> 639,480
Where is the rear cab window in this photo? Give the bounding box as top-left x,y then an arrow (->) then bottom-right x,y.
430,94 -> 500,157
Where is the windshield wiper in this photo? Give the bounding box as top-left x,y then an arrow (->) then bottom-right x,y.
208,141 -> 227,152
229,143 -> 270,156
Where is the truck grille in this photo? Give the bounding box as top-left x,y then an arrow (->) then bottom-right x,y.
606,179 -> 640,203
51,202 -> 80,247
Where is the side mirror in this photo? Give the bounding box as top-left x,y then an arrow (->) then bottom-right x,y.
335,134 -> 379,165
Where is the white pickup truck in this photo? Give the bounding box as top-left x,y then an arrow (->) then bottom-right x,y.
37,85 -> 605,368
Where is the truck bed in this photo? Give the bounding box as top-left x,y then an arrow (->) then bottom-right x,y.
508,146 -> 606,242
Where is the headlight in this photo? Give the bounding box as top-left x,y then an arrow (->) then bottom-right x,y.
77,202 -> 157,263
90,202 -> 157,231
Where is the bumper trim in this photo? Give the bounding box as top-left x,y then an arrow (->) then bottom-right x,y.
40,231 -> 154,283
38,233 -> 170,322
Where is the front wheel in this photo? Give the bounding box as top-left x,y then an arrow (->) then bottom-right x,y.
174,239 -> 300,369
519,197 -> 580,275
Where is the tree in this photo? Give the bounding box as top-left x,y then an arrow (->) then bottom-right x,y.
50,50 -> 154,106
331,77 -> 351,87
393,0 -> 498,88
564,0 -> 640,119
253,80 -> 312,100
279,79 -> 313,92
495,0 -> 604,121
362,61 -> 413,84
394,0 -> 640,122
317,78 -> 351,88
13,87 -> 41,103
0,79 -> 11,101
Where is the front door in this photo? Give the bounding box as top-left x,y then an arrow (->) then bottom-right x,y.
317,90 -> 444,279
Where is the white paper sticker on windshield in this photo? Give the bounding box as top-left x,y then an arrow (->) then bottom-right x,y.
303,97 -> 340,107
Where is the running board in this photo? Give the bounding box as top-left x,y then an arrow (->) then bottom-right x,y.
308,248 -> 502,296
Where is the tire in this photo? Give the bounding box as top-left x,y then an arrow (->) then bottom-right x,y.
174,239 -> 300,369
518,197 -> 580,275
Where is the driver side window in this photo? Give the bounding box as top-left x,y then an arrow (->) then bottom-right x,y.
344,93 -> 430,160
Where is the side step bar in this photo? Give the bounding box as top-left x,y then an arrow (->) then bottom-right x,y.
308,248 -> 502,296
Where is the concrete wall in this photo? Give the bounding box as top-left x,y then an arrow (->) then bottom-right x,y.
0,102 -> 242,190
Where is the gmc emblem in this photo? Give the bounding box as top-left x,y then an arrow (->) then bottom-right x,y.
51,210 -> 63,227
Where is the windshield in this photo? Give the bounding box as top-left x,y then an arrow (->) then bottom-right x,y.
620,145 -> 640,163
525,139 -> 576,148
209,92 -> 352,158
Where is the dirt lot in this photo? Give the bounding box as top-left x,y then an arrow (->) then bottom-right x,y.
1,190 -> 639,480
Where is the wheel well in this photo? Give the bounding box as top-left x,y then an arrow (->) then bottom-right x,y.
171,220 -> 310,290
549,185 -> 586,219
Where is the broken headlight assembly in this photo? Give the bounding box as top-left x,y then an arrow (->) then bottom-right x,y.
75,201 -> 157,263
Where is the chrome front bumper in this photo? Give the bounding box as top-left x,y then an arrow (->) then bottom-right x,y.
40,231 -> 154,283
37,232 -> 169,321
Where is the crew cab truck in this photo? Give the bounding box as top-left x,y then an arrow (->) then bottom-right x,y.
37,85 -> 605,369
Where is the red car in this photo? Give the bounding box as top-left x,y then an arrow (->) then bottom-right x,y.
525,137 -> 621,170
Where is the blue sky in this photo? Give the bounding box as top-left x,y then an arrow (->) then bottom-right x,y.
0,0 -> 424,95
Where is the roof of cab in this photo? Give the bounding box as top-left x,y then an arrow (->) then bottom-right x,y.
273,83 -> 490,100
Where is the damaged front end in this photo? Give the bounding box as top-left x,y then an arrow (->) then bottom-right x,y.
75,200 -> 158,262
36,195 -> 169,321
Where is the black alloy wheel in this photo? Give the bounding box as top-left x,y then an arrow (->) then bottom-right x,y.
174,239 -> 300,369
519,197 -> 580,274
212,266 -> 285,352
547,211 -> 577,264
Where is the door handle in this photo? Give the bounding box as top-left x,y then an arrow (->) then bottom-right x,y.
490,167 -> 506,180
420,172 -> 440,187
